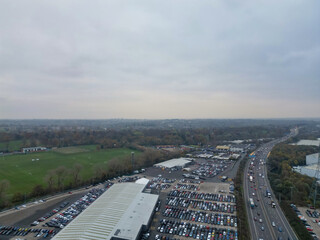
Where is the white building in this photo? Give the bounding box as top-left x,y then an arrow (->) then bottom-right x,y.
22,146 -> 47,153
292,140 -> 320,147
306,153 -> 320,165
293,153 -> 320,179
52,182 -> 158,240
154,158 -> 193,169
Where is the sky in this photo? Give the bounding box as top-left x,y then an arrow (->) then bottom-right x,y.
0,0 -> 319,119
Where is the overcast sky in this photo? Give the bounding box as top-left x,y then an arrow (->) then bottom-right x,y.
0,0 -> 319,119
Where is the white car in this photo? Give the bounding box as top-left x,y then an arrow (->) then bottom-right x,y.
272,221 -> 276,227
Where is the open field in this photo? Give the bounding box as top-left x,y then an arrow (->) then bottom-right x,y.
0,140 -> 23,152
0,146 -> 139,195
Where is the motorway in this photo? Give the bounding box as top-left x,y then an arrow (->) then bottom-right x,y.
244,128 -> 299,240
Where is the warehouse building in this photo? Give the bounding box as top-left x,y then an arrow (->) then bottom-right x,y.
291,139 -> 320,147
53,182 -> 158,240
215,145 -> 230,151
293,153 -> 320,179
307,153 -> 320,165
154,157 -> 193,169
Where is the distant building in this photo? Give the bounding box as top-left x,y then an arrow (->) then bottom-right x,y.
293,153 -> 320,179
216,145 -> 230,151
307,153 -> 320,165
22,146 -> 47,153
154,157 -> 193,169
196,153 -> 213,159
291,139 -> 320,147
230,147 -> 244,152
229,154 -> 241,160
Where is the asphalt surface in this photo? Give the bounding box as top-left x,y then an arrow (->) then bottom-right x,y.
244,128 -> 299,240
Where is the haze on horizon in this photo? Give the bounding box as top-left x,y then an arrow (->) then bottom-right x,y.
0,0 -> 319,120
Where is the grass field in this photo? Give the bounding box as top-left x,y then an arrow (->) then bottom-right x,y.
0,140 -> 23,152
0,146 -> 139,195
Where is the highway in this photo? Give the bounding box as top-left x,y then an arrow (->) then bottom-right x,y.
244,128 -> 299,240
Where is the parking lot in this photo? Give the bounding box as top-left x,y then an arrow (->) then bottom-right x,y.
296,206 -> 320,239
0,185 -> 111,240
142,158 -> 238,240
0,156 -> 239,240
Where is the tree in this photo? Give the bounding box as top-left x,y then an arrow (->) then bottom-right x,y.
0,179 -> 10,207
93,163 -> 107,181
31,184 -> 46,197
72,163 -> 83,187
55,166 -> 67,190
45,170 -> 56,192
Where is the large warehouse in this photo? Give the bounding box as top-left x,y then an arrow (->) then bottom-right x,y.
154,157 -> 193,169
53,182 -> 158,240
293,153 -> 320,179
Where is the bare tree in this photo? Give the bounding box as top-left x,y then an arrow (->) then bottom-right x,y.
55,166 -> 67,190
72,163 -> 83,186
44,170 -> 55,192
0,179 -> 10,207
93,163 -> 107,181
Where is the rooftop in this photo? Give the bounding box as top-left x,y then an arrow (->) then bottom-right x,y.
53,183 -> 158,240
154,157 -> 192,168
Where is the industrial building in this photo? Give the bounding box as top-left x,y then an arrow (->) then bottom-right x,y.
22,146 -> 47,153
215,145 -> 230,151
154,157 -> 193,169
307,153 -> 320,165
52,182 -> 158,240
291,139 -> 320,147
293,153 -> 320,179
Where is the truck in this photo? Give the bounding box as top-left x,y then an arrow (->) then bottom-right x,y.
249,198 -> 254,209
266,189 -> 271,198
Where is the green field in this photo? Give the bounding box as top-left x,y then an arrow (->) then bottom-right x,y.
0,146 -> 138,195
0,140 -> 23,152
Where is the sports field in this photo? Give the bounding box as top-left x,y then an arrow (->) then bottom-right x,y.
0,146 -> 139,195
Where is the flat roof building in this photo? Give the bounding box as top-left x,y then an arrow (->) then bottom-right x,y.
52,183 -> 158,240
291,140 -> 320,147
306,153 -> 320,165
216,145 -> 230,151
154,157 -> 193,169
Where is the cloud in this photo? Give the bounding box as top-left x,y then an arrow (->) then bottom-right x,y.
0,0 -> 319,119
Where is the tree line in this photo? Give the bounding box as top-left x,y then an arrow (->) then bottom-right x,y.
0,126 -> 290,152
268,143 -> 318,240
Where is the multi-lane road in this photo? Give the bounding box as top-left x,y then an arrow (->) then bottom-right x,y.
244,128 -> 299,240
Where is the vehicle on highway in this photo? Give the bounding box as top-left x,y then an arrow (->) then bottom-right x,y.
249,198 -> 254,209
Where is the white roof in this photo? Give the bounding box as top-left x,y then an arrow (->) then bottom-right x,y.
53,183 -> 158,240
135,178 -> 149,185
294,140 -> 320,147
154,158 -> 192,168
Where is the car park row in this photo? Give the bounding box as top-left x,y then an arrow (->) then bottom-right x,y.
163,207 -> 237,227
168,190 -> 236,203
0,225 -> 57,238
290,204 -> 319,240
0,187 -> 109,239
175,184 -> 199,191
45,188 -> 106,229
157,219 -> 238,240
147,177 -> 177,190
191,161 -> 232,178
166,197 -> 236,213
